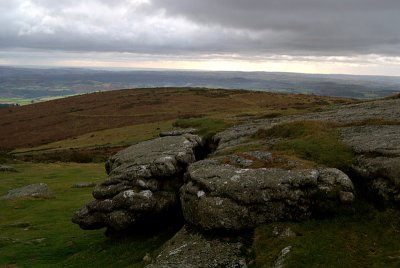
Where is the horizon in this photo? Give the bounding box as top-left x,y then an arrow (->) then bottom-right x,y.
1,1 -> 400,76
3,64 -> 400,79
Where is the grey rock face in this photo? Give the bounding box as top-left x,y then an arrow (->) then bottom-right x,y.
181,159 -> 354,230
146,225 -> 247,268
0,183 -> 52,200
0,165 -> 17,172
214,121 -> 271,151
214,98 -> 400,154
303,99 -> 400,123
73,134 -> 203,231
214,98 -> 400,207
340,125 -> 400,204
340,125 -> 400,156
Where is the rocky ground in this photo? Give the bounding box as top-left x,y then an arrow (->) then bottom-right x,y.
72,97 -> 400,267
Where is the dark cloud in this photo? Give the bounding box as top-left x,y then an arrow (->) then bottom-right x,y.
0,0 -> 400,60
152,0 -> 400,55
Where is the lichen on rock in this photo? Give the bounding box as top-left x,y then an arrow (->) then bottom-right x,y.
180,157 -> 355,230
72,134 -> 203,232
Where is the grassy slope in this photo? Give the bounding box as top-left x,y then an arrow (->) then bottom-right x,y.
13,121 -> 174,154
0,88 -> 352,151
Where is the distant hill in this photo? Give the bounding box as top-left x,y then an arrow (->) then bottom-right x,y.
1,66 -> 399,101
0,88 -> 352,151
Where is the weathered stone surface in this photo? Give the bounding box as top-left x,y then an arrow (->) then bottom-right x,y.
181,159 -> 354,230
214,98 -> 400,153
214,121 -> 275,151
146,225 -> 248,268
213,98 -> 400,208
73,134 -> 203,231
340,125 -> 400,204
303,99 -> 400,123
0,183 -> 52,200
0,165 -> 16,172
226,151 -> 305,170
159,128 -> 197,137
340,125 -> 400,156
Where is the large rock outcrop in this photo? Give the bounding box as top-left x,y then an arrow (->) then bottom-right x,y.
72,134 -> 203,231
213,98 -> 400,207
180,157 -> 354,231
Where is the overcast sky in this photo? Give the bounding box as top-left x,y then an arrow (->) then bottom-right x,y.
1,0 -> 400,75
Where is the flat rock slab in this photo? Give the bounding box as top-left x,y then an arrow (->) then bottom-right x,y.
0,165 -> 17,172
181,158 -> 354,230
73,134 -> 203,231
146,225 -> 247,268
303,99 -> 400,123
105,134 -> 203,179
214,98 -> 400,153
0,183 -> 52,200
340,125 -> 400,156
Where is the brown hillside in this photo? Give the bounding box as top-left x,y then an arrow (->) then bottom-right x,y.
0,88 -> 352,150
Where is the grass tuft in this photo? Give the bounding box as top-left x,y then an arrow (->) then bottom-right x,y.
254,121 -> 354,171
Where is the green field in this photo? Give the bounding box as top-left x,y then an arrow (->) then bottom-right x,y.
0,163 -> 174,267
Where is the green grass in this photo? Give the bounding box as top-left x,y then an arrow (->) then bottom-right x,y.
0,163 -> 173,267
252,204 -> 400,267
254,121 -> 354,171
172,117 -> 230,138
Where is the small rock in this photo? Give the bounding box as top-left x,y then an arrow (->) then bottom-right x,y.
272,227 -> 297,238
273,246 -> 292,268
229,154 -> 254,167
72,182 -> 97,188
0,165 -> 17,172
143,253 -> 152,262
0,183 -> 52,200
25,238 -> 46,245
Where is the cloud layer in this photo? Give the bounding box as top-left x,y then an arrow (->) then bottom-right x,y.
1,0 -> 400,74
2,0 -> 400,56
